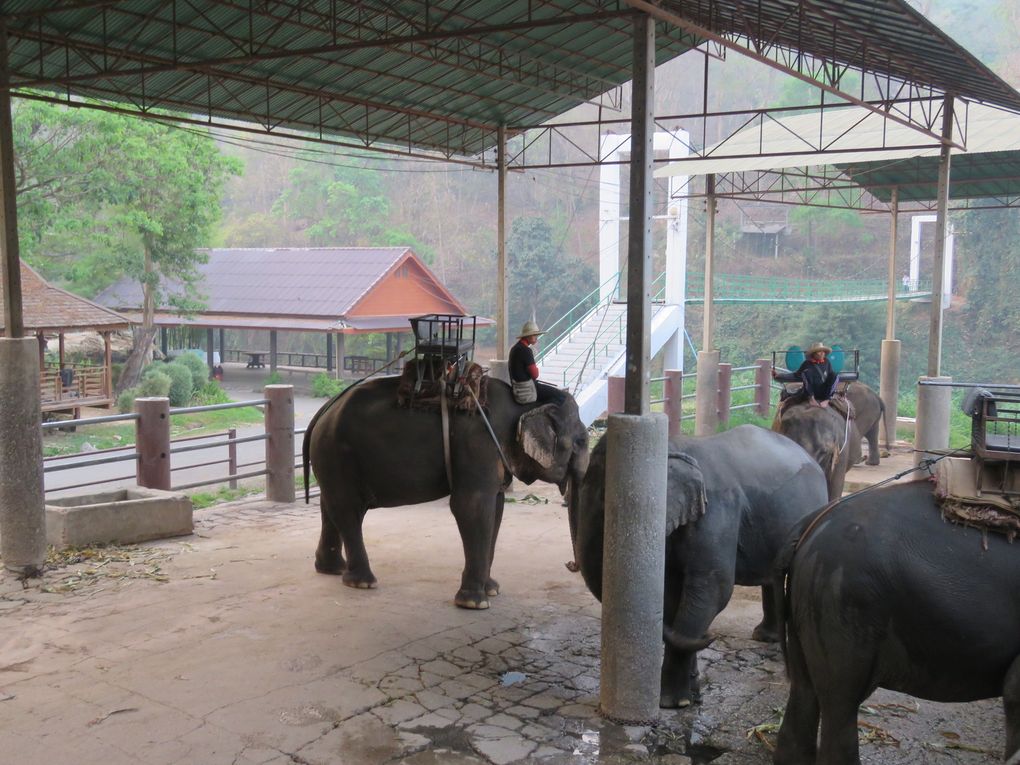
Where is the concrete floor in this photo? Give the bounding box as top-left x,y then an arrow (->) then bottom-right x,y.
0,444 -> 1006,764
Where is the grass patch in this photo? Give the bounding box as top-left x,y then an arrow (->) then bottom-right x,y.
188,485 -> 262,509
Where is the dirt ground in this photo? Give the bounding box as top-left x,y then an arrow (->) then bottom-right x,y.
0,451 -> 1009,764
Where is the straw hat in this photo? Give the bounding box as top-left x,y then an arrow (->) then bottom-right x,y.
517,320 -> 545,338
806,341 -> 832,356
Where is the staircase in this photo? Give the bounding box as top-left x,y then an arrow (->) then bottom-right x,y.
537,280 -> 682,426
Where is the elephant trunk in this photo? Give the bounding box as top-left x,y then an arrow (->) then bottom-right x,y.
663,626 -> 715,653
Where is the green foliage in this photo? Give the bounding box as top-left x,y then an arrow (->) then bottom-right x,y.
172,352 -> 210,390
137,368 -> 171,398
162,362 -> 195,407
264,370 -> 283,385
191,380 -> 232,406
505,216 -> 596,334
312,372 -> 345,398
116,387 -> 139,414
189,485 -> 262,510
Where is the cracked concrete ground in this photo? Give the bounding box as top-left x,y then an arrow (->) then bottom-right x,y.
0,470 -> 1008,764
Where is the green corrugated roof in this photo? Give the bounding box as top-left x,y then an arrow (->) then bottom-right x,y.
3,1 -> 1019,161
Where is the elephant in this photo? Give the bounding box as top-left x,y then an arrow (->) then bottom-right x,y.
303,375 -> 589,610
573,424 -> 829,708
773,480 -> 1020,765
774,382 -> 890,500
774,402 -> 853,501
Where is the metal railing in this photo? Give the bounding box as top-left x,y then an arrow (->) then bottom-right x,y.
537,271 -> 621,365
41,392 -> 290,498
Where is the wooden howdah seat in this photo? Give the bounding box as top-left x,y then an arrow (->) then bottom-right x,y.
965,388 -> 1020,500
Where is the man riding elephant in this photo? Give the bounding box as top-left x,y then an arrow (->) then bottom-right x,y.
773,341 -> 838,408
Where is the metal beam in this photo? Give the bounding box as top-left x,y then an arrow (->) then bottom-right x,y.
927,95 -> 954,377
0,25 -> 23,338
624,12 -> 654,416
497,123 -> 508,359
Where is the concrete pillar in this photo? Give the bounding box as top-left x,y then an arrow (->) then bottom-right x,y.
336,333 -> 346,380
264,385 -> 295,503
914,376 -> 951,473
135,397 -> 171,490
702,174 -> 717,351
219,328 -> 225,361
664,368 -> 682,438
0,337 -> 46,575
716,362 -> 732,425
601,412 -> 668,723
607,374 -> 625,415
694,349 -> 720,436
755,358 -> 772,417
269,330 -> 278,374
880,339 -> 901,444
326,332 -> 334,372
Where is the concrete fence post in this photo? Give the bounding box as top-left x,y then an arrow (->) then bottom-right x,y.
135,397 -> 171,490
755,358 -> 772,417
880,339 -> 901,444
914,376 -> 952,473
265,385 -> 295,503
695,349 -> 720,436
716,363 -> 732,425
664,368 -> 683,438
607,374 -> 626,416
0,337 -> 47,575
601,412 -> 668,723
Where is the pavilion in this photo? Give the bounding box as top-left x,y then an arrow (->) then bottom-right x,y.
95,247 -> 483,376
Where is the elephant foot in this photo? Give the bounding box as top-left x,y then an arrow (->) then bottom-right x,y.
867,456 -> 881,466
454,589 -> 490,609
485,578 -> 500,597
314,552 -> 347,575
659,691 -> 692,709
342,571 -> 377,589
751,623 -> 780,643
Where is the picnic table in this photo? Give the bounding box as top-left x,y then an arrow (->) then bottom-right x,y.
245,352 -> 266,369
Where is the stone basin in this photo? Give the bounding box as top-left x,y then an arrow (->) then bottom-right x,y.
46,487 -> 193,548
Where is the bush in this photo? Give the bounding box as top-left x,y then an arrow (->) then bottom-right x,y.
138,369 -> 171,398
117,387 -> 139,414
312,372 -> 344,398
264,370 -> 282,385
191,380 -> 232,406
162,362 -> 194,407
173,352 -> 210,390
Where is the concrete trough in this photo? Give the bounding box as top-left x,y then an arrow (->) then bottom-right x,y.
45,488 -> 193,548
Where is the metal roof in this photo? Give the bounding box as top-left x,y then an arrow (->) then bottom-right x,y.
0,262 -> 130,333
94,247 -> 472,330
655,102 -> 1020,206
4,1 -> 1019,163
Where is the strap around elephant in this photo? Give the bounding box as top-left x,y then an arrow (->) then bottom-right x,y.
440,377 -> 454,492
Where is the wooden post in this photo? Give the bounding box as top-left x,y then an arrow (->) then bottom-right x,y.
135,397 -> 171,490
206,328 -> 215,378
269,330 -> 278,374
664,368 -> 682,438
58,332 -> 65,368
716,362 -> 732,425
325,332 -> 333,372
755,358 -> 772,417
336,332 -> 346,379
227,427 -> 238,489
103,332 -> 113,398
264,385 -> 295,503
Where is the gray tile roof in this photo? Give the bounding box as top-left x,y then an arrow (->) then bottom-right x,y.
96,247 -> 420,318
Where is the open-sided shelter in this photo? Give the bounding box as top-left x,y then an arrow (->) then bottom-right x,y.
96,247 -> 482,376
0,262 -> 129,414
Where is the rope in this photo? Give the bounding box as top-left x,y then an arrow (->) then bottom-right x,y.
464,383 -> 513,480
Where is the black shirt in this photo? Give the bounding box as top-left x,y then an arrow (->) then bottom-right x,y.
508,340 -> 536,383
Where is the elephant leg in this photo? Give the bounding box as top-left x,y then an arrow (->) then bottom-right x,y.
314,493 -> 347,575
661,575 -> 728,708
864,423 -> 881,466
751,583 -> 781,643
332,501 -> 376,589
773,625 -> 819,765
1002,654 -> 1020,761
450,490 -> 496,609
485,491 -> 504,597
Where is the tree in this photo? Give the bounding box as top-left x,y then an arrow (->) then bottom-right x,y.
12,101 -> 240,391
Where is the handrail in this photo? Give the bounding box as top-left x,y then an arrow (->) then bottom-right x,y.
537,271 -> 621,363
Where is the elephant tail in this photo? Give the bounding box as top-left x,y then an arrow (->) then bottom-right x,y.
662,626 -> 715,654
301,383 -> 357,504
879,395 -> 892,452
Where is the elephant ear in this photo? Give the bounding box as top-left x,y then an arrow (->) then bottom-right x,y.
665,451 -> 707,534
517,404 -> 560,469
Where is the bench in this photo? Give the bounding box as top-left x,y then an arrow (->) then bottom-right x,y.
967,388 -> 1020,498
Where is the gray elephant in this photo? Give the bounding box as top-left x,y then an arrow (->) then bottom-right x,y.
303,377 -> 589,609
843,381 -> 890,466
774,481 -> 1020,764
573,425 -> 828,708
773,403 -> 853,501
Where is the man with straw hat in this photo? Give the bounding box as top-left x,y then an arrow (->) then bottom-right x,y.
773,341 -> 838,408
508,320 -> 545,404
